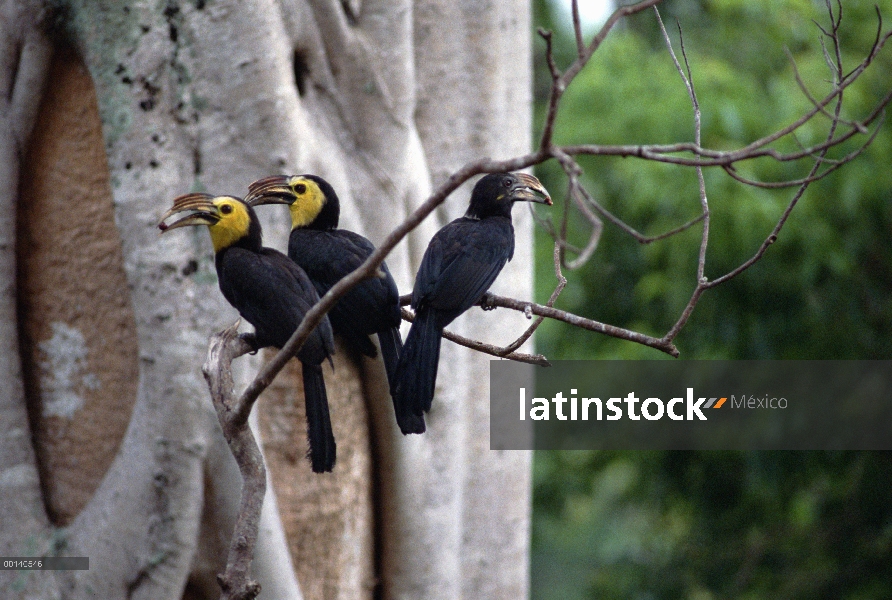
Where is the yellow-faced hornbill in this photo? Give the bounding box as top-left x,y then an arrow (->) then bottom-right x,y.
392,172 -> 551,432
158,194 -> 337,472
245,175 -> 424,433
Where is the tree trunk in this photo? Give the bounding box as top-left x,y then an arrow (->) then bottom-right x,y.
0,1 -> 533,598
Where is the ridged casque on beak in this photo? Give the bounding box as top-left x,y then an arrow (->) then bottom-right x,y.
509,172 -> 552,205
158,193 -> 221,232
244,176 -> 298,206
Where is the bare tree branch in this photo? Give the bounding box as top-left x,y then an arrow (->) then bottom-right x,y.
395,288 -> 680,358
481,292 -> 680,357
497,243 -> 568,355
662,0 -> 855,347
202,321 -> 264,600
220,0 -> 891,412
720,116 -> 884,189
399,308 -> 550,366
200,2 -> 891,591
554,150 -> 603,269
570,0 -> 585,60
538,0 -> 664,150
656,7 -> 710,340
560,26 -> 891,169
785,48 -> 867,133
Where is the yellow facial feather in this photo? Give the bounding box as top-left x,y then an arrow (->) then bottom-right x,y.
286,177 -> 326,229
208,197 -> 252,252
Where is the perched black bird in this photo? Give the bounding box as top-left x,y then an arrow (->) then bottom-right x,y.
392,172 -> 551,432
245,175 -> 422,433
159,194 -> 337,472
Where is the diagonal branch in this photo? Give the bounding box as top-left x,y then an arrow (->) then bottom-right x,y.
201,3 -> 890,594
233,152 -> 548,416
218,0 -> 891,416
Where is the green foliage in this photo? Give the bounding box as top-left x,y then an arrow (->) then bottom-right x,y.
530,1 -> 892,598
534,451 -> 892,599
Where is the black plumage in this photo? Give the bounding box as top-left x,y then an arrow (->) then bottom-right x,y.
392,172 -> 551,431
246,175 -> 422,433
159,193 -> 337,472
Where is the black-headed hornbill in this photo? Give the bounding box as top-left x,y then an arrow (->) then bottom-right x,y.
392,172 -> 551,432
158,193 -> 337,472
244,175 -> 423,433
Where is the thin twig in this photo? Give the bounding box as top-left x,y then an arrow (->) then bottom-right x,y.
720,116 -> 884,188
706,5 -> 848,289
538,0 -> 664,150
553,150 -> 604,269
571,0 -> 585,59
786,48 -> 867,133
399,308 -> 550,366
654,7 -> 712,338
558,24 -> 890,170
496,242 -> 569,355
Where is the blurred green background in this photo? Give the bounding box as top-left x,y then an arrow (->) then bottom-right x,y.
529,1 -> 892,598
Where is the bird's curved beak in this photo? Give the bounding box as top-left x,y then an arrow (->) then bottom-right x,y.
510,173 -> 552,205
158,193 -> 220,232
244,176 -> 296,206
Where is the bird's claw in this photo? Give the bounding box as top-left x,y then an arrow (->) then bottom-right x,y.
238,332 -> 260,355
480,293 -> 497,311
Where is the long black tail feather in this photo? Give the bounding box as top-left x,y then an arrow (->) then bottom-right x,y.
377,325 -> 403,393
392,309 -> 442,434
301,362 -> 336,473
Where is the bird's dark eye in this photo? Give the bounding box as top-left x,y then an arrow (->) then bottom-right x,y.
220,203 -> 233,214
294,183 -> 307,194
502,178 -> 513,188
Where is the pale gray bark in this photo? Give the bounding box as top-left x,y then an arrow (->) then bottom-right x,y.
388,2 -> 535,598
0,0 -> 533,598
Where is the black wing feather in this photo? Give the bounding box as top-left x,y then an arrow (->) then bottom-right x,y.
412,216 -> 514,328
217,246 -> 333,364
289,228 -> 402,355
